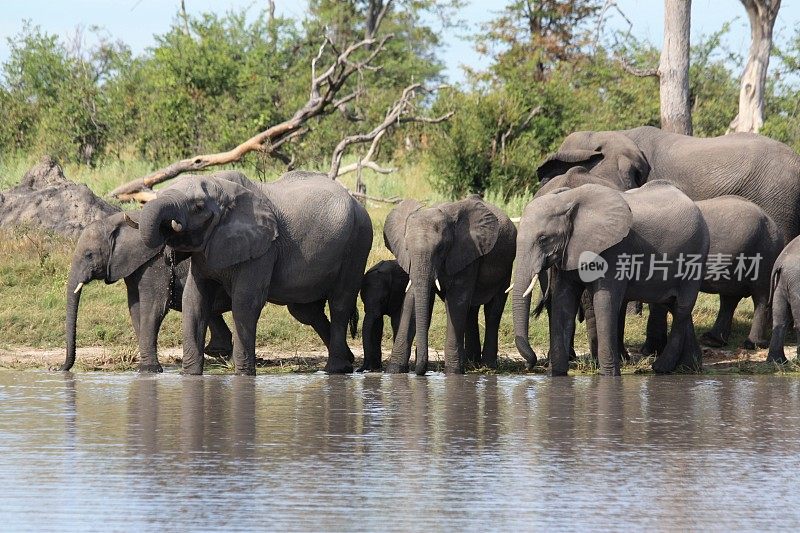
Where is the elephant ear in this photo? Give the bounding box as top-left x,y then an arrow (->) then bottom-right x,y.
107,211 -> 163,282
383,199 -> 422,273
563,184 -> 632,271
440,199 -> 500,275
614,134 -> 651,187
537,149 -> 604,184
204,180 -> 279,271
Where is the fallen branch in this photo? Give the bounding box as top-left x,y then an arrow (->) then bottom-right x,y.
108,2 -> 396,200
350,191 -> 402,204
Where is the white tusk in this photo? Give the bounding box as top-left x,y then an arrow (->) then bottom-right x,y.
171,220 -> 183,232
405,280 -> 412,293
435,277 -> 441,291
522,277 -> 537,298
505,283 -> 514,294
73,282 -> 84,294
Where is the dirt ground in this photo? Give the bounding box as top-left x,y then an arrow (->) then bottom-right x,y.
0,343 -> 781,373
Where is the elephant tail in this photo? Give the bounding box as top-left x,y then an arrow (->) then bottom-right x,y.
349,306 -> 359,339
768,267 -> 782,307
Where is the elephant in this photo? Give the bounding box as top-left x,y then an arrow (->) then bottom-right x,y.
540,126 -> 800,244
358,259 -> 410,372
644,196 -> 783,355
136,170 -> 372,375
767,235 -> 800,363
383,195 -> 516,375
513,180 -> 710,376
64,211 -> 233,372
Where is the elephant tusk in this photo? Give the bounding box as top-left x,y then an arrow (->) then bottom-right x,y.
505,283 -> 514,294
73,282 -> 84,294
171,220 -> 183,232
405,280 -> 412,293
123,213 -> 139,229
435,277 -> 441,291
522,277 -> 537,298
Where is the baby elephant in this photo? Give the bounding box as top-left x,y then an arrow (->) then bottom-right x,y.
358,260 -> 410,372
767,236 -> 800,363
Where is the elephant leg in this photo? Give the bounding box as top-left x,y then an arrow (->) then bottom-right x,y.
767,289 -> 790,363
654,295 -> 699,374
677,316 -> 703,372
386,291 -> 415,373
617,304 -> 629,362
136,287 -> 168,373
181,270 -> 215,376
481,292 -> 507,369
591,283 -> 624,376
465,305 -> 481,367
390,311 -> 402,341
288,300 -> 332,348
701,294 -> 740,347
444,295 -> 470,374
325,292 -> 357,375
549,277 -> 581,376
205,315 -> 233,358
745,291 -> 771,349
642,303 -> 669,357
581,289 -> 597,361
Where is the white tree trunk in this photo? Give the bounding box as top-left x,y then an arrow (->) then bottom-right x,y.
659,0 -> 692,135
729,0 -> 781,134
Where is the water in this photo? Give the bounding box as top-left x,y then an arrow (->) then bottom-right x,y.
1,370 -> 800,531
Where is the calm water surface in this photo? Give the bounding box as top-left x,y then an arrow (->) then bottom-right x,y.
1,370 -> 800,531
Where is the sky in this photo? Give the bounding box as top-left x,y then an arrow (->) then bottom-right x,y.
0,0 -> 798,84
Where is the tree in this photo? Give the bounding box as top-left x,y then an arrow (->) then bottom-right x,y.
659,0 -> 692,135
728,0 -> 781,133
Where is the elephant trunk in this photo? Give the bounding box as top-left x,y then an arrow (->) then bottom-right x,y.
139,193 -> 186,249
513,250 -> 542,369
361,312 -> 383,371
412,264 -> 435,375
63,259 -> 86,371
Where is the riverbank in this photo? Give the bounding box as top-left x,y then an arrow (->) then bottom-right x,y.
2,343 -> 797,375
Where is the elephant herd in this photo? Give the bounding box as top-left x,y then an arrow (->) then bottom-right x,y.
63,126 -> 800,377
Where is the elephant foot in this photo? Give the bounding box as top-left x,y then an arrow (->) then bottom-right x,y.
443,365 -> 465,375
651,354 -> 677,374
138,363 -> 163,373
766,351 -> 788,364
700,331 -> 727,348
234,368 -> 257,376
481,356 -> 498,370
324,360 -> 354,374
384,361 -> 409,373
741,339 -> 756,350
356,361 -> 382,372
204,343 -> 233,358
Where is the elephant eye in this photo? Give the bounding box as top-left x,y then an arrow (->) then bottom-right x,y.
84,251 -> 93,259
537,235 -> 547,244
192,203 -> 203,213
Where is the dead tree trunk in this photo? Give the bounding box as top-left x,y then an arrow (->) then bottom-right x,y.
659,0 -> 692,135
728,0 -> 781,133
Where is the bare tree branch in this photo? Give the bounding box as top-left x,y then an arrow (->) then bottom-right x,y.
108,2 -> 396,200
327,83 -> 453,179
619,56 -> 660,77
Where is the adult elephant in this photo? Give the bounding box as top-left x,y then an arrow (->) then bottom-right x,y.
383,195 -> 516,375
513,181 -> 710,376
137,170 -> 372,375
540,126 -> 800,243
64,211 -> 232,372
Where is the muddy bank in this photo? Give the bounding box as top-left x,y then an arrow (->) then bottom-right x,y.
0,344 -> 788,373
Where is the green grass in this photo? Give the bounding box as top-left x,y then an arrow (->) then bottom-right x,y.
1,154 -> 799,374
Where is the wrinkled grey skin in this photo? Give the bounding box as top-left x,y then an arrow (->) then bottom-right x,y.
644,197 -> 783,355
357,259 -> 410,372
64,211 -> 232,372
513,181 -> 709,376
541,126 -> 800,243
767,236 -> 800,363
383,195 -> 516,375
138,171 -> 372,375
